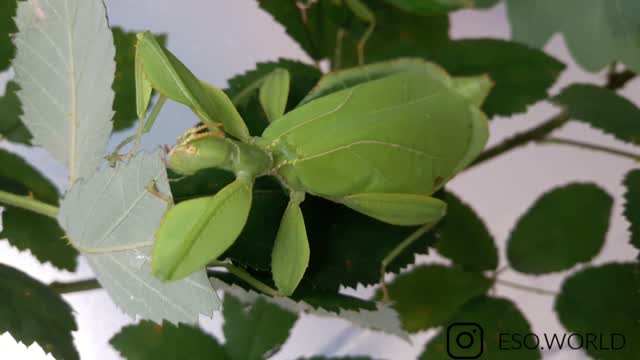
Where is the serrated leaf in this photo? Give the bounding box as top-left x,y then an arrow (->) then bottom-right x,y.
507,183 -> 613,274
379,265 -> 491,332
0,0 -> 17,71
0,148 -> 77,271
0,263 -> 79,360
555,263 -> 640,359
382,0 -> 471,15
111,320 -> 229,360
211,277 -> 409,340
624,170 -> 640,251
111,28 -> 167,132
553,84 -> 640,145
14,0 -> 115,183
506,0 -> 640,73
58,151 -> 219,324
435,192 -> 498,271
0,81 -> 31,145
420,297 -> 540,360
223,294 -> 297,360
426,39 -> 565,117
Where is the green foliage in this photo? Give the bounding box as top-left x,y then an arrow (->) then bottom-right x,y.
507,183 -> 613,274
382,0 -> 471,15
0,264 -> 78,360
421,297 -> 540,360
259,68 -> 291,122
381,265 -> 491,332
0,81 -> 31,144
0,0 -> 16,72
555,263 -> 640,359
506,0 -> 640,73
623,170 -> 640,251
553,84 -> 640,145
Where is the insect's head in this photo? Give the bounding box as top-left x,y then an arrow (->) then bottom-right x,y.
167,126 -> 234,176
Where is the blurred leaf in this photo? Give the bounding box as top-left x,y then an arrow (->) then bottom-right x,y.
623,170 -> 640,251
420,297 -> 540,360
225,59 -> 321,135
555,263 -> 640,359
426,39 -> 565,117
0,149 -> 77,271
506,0 -> 640,73
111,28 -> 167,132
382,0 -> 471,15
553,84 -> 640,145
14,0 -> 114,182
435,192 -> 498,271
223,295 -> 298,360
0,0 -> 16,71
0,263 -> 78,360
302,358 -> 372,360
111,320 -> 229,360
0,81 -> 31,144
507,183 -> 613,274
474,0 -> 499,8
380,265 -> 491,332
58,151 -> 220,324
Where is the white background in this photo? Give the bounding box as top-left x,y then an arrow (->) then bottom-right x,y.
0,1 -> 638,359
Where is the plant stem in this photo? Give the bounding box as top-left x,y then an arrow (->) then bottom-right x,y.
209,261 -> 281,297
539,137 -> 640,161
494,279 -> 557,296
0,190 -> 59,219
49,279 -> 101,294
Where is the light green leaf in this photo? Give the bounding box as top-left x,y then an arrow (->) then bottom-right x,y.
421,297 -> 540,360
14,0 -> 115,183
379,265 -> 491,332
58,151 -> 219,324
553,84 -> 640,145
0,0 -> 17,71
259,68 -> 290,123
0,81 -> 31,145
383,0 -> 471,15
507,183 -> 613,274
272,199 -> 310,296
111,320 -> 229,360
506,0 -> 640,73
624,170 -> 640,251
555,263 -> 640,359
223,294 -> 298,360
0,263 -> 79,360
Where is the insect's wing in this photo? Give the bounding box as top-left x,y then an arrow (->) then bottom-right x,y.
337,193 -> 447,226
136,32 -> 250,142
271,198 -> 310,296
451,75 -> 493,108
135,44 -> 152,120
259,68 -> 290,123
152,178 -> 253,282
449,106 -> 489,178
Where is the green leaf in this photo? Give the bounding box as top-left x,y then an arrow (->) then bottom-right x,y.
111,28 -> 167,132
58,151 -> 220,324
0,263 -> 79,360
553,84 -> 640,145
259,68 -> 290,122
223,294 -> 298,360
474,0 -> 499,8
0,81 -> 31,145
555,263 -> 640,359
380,265 -> 491,332
14,0 -> 115,183
506,0 -> 640,73
382,0 -> 471,15
426,39 -> 566,117
0,0 -> 17,71
111,320 -> 229,360
507,183 -> 613,274
435,192 -> 498,271
0,149 -> 77,271
624,170 -> 640,251
420,297 -> 540,360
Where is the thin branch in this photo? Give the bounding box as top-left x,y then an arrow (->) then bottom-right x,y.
49,279 -> 101,294
0,190 -> 59,219
209,261 -> 281,297
539,137 -> 640,161
494,279 -> 558,296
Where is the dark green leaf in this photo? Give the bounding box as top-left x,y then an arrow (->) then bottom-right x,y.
0,81 -> 31,145
435,192 -> 498,271
225,59 -> 322,135
507,183 -> 613,274
426,39 -> 565,117
383,0 -> 470,15
0,149 -> 78,271
553,84 -> 640,145
623,170 -> 640,251
474,0 -> 500,8
421,297 -> 540,360
380,265 -> 491,332
555,263 -> 640,359
223,294 -> 297,360
0,0 -> 17,71
110,320 -> 229,360
112,28 -> 167,132
0,264 -> 78,360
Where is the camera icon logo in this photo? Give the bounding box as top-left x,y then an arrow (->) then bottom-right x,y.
446,322 -> 484,359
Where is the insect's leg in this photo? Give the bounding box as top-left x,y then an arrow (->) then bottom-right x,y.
344,0 -> 376,65
145,180 -> 174,207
